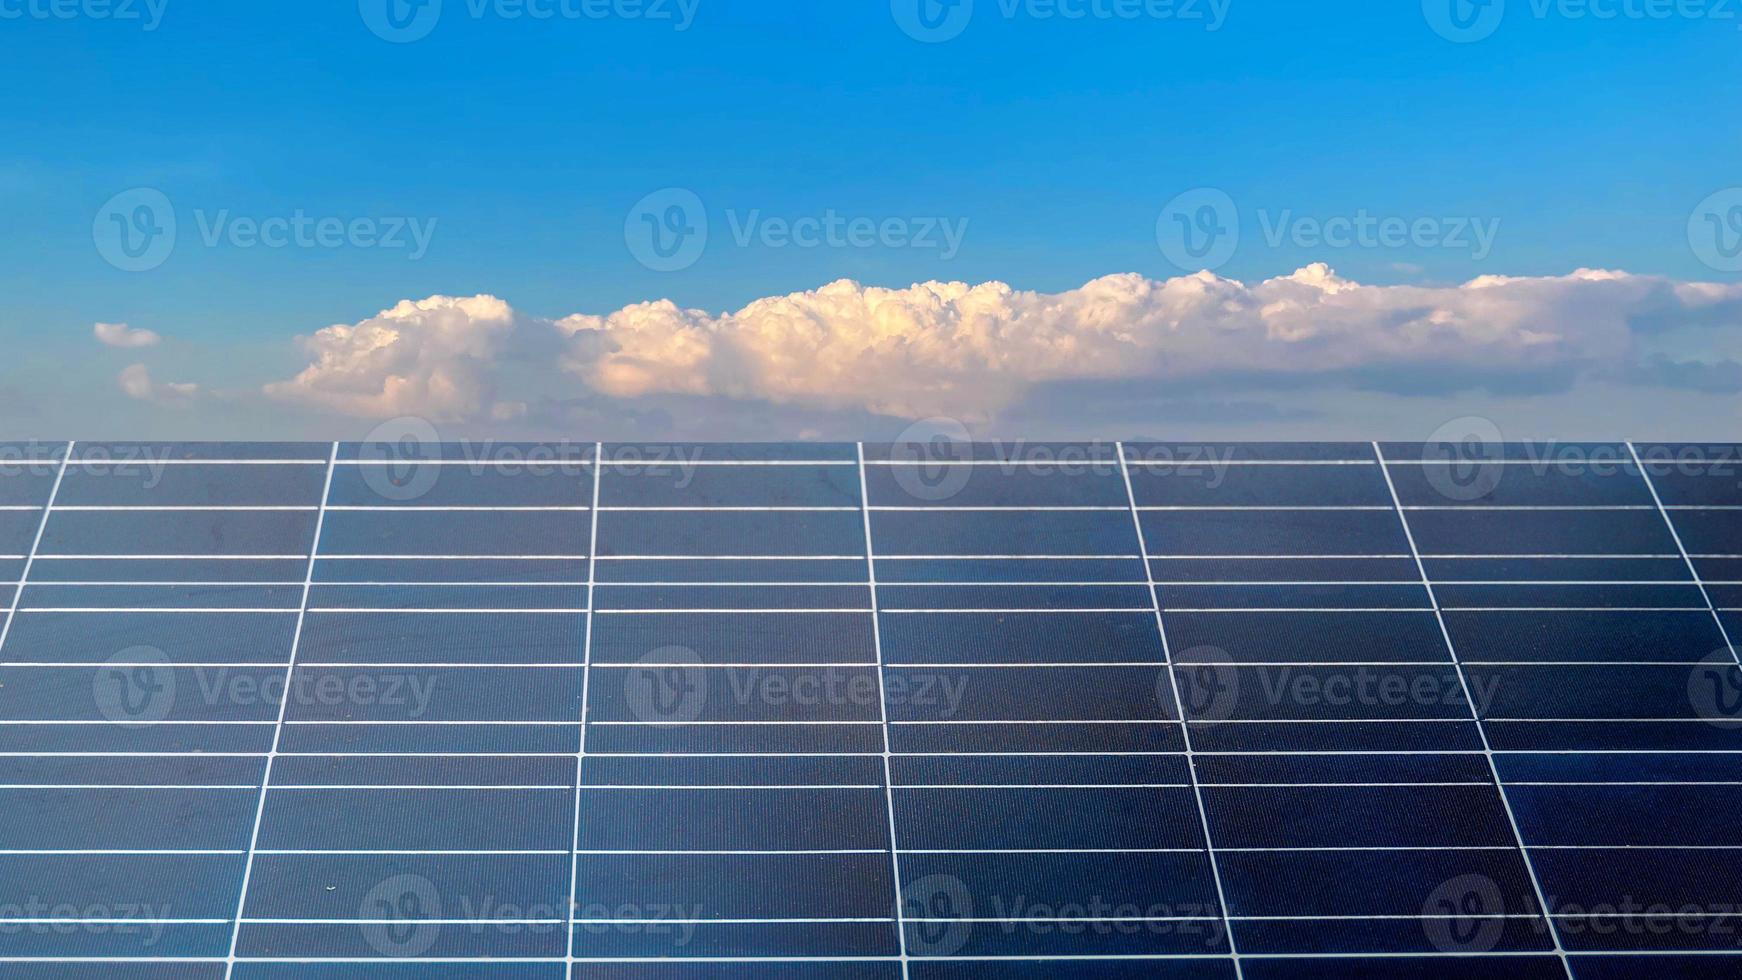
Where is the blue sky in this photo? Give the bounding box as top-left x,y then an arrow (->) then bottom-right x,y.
2,1 -> 1740,439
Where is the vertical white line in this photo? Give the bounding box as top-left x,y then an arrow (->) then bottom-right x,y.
857,443 -> 911,979
1629,443 -> 1742,670
223,441 -> 338,979
0,442 -> 71,659
1116,443 -> 1243,979
1375,442 -> 1572,978
567,444 -> 605,965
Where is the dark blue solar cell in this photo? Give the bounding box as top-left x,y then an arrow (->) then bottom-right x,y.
1166,611 -> 1451,663
892,753 -> 1190,786
863,464 -> 1128,507
576,787 -> 888,850
1129,442 -> 1376,463
19,583 -> 304,609
890,720 -> 1182,755
242,852 -> 568,918
1529,848 -> 1742,915
0,470 -> 56,506
1445,610 -> 1728,663
1423,556 -> 1692,582
588,664 -> 880,723
238,964 -> 563,979
1196,752 -> 1492,784
872,511 -> 1139,557
575,852 -> 893,917
1187,719 -> 1485,753
1234,918 -> 1551,956
582,754 -> 882,787
1382,441 -> 1630,464
605,442 -> 857,462
308,584 -> 588,610
911,963 -> 1229,980
73,442 -> 328,462
0,665 -> 286,721
1471,664 -> 1730,719
878,584 -> 1152,609
601,464 -> 859,507
1509,784 -> 1742,846
327,464 -> 593,507
595,557 -> 867,584
863,442 -> 1119,463
1387,461 -> 1652,507
320,511 -> 590,556
885,665 -> 1173,722
878,611 -> 1163,665
0,609 -> 299,664
1203,785 -> 1518,847
897,786 -> 1205,850
314,557 -> 591,583
0,787 -> 258,849
589,611 -> 875,663
283,666 -> 583,722
593,585 -> 869,611
878,557 -> 1145,583
1139,510 -> 1408,557
1435,583 -> 1707,608
272,754 -> 572,787
37,510 -> 318,556
32,556 -> 308,582
1155,584 -> 1430,609
299,612 -> 585,663
259,788 -> 572,850
1667,509 -> 1742,556
597,511 -> 865,557
1149,556 -> 1422,583
0,510 -> 45,553
56,462 -> 327,506
1406,510 -> 1678,556
1129,463 -> 1391,507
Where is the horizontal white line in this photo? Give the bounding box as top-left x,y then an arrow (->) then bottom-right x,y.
52,506 -> 318,512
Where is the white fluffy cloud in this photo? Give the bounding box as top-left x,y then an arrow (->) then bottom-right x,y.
94,322 -> 161,348
264,266 -> 1742,422
263,295 -> 524,422
118,364 -> 199,404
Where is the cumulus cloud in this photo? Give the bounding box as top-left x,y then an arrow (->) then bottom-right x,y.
265,266 -> 1742,422
118,364 -> 199,404
94,322 -> 161,348
263,295 -> 524,422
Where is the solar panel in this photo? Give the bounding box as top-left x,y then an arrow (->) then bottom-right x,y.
1,439 -> 1739,979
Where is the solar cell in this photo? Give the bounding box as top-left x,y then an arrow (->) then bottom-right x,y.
0,441 -> 1738,978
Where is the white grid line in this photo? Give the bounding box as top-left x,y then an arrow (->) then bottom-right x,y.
857,442 -> 911,980
0,444 -> 70,661
1117,442 -> 1243,979
220,441 -> 337,980
1630,442 -> 1742,677
565,444 -> 604,968
1375,440 -> 1573,979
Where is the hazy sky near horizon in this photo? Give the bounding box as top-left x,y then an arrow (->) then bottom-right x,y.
2,0 -> 1740,442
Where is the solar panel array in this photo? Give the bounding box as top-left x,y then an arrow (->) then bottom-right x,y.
0,440 -> 1739,980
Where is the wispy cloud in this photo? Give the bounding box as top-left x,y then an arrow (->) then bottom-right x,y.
118,363 -> 200,404
94,322 -> 162,348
